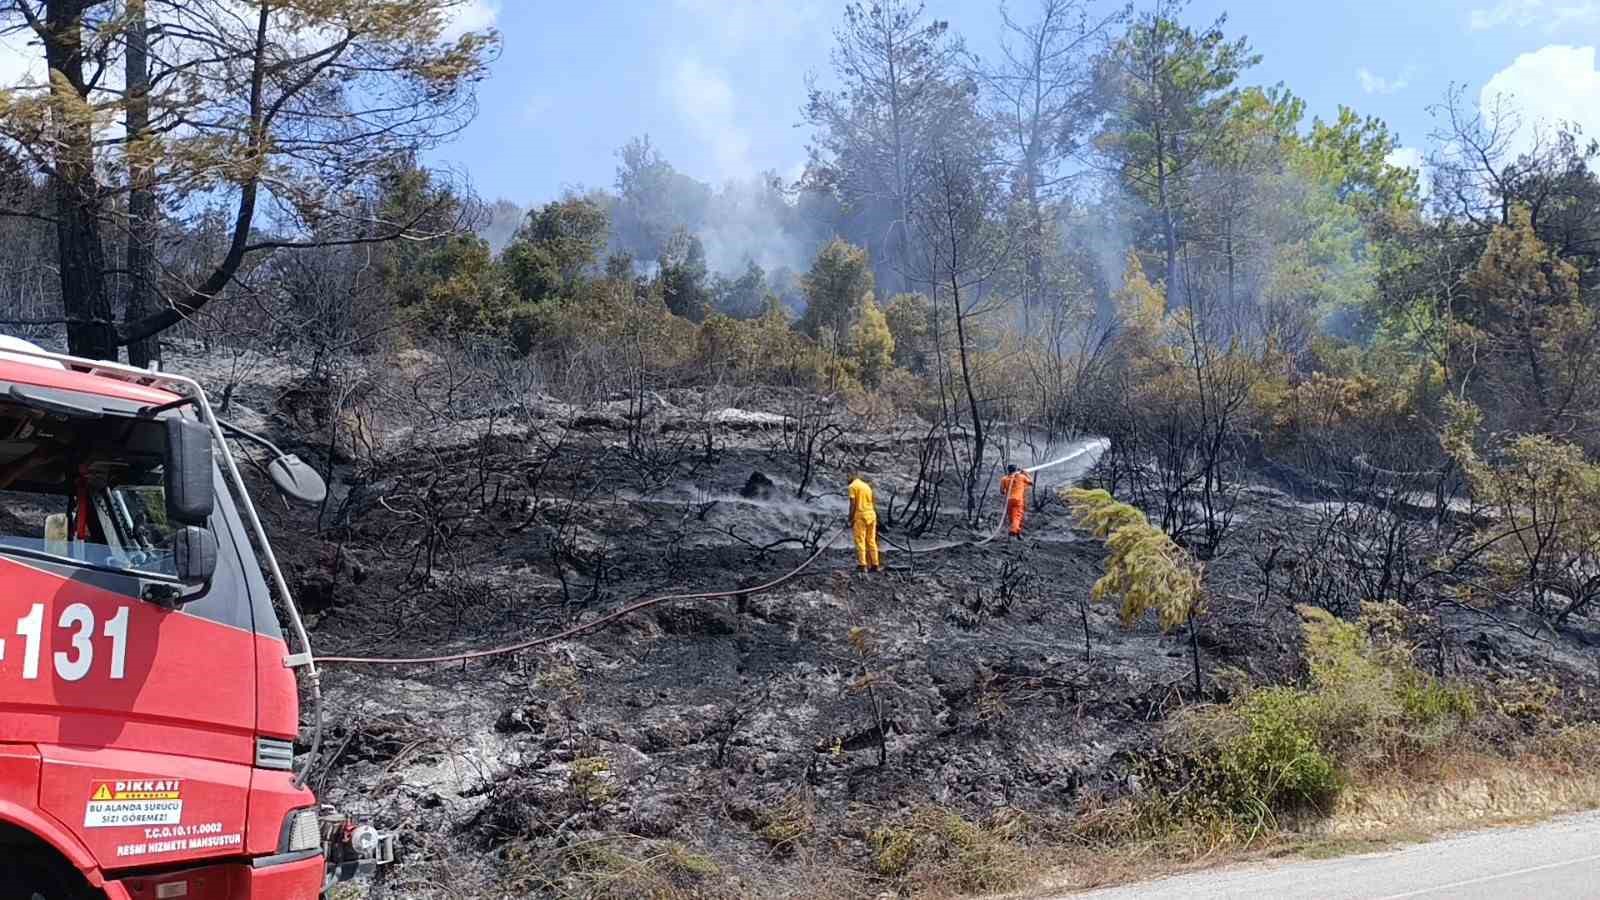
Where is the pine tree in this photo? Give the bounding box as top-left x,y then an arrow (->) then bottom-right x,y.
0,0 -> 497,359
1452,205 -> 1597,436
1066,487 -> 1207,691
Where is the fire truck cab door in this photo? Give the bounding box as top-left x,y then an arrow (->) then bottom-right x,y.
4,469 -> 260,869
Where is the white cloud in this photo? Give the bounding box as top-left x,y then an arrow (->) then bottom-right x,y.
666,58 -> 752,177
1385,146 -> 1425,173
1470,0 -> 1544,29
1551,1 -> 1600,26
441,0 -> 499,42
1468,0 -> 1600,30
1481,44 -> 1600,159
1358,67 -> 1410,95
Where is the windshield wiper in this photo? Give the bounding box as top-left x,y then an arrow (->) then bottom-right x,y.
8,385 -> 105,420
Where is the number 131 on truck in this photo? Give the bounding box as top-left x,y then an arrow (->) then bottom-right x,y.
0,337 -> 389,900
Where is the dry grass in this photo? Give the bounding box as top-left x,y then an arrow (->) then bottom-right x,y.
754,791 -> 816,854
502,834 -> 731,900
1318,749 -> 1600,838
867,806 -> 1047,898
499,830 -> 889,900
986,746 -> 1600,900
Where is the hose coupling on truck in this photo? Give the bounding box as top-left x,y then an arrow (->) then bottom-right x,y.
321,805 -> 395,888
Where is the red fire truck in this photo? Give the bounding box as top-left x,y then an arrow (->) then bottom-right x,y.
0,340 -> 389,899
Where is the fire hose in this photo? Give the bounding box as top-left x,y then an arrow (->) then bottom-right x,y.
315,444 -> 1105,667
319,501 -> 1013,667
315,525 -> 849,666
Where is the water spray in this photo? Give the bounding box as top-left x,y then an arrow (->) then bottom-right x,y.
1021,438 -> 1111,477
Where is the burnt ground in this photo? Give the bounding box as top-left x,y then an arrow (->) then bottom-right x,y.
190,354 -> 1599,900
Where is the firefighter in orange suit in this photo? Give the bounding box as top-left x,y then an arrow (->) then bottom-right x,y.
999,464 -> 1033,539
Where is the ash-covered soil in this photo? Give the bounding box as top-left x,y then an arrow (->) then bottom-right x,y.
187,351 -> 1597,899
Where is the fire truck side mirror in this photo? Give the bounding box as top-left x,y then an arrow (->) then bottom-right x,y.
173,525 -> 218,587
164,419 -> 215,526
267,453 -> 328,507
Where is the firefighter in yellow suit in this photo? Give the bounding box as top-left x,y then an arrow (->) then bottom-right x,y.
848,473 -> 881,573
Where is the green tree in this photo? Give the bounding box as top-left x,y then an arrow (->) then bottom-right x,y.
0,0 -> 497,359
804,0 -> 966,284
658,229 -> 711,322
611,135 -> 712,264
1273,103 -> 1420,344
711,260 -> 770,319
1301,107 -> 1419,222
1092,0 -> 1257,304
377,162 -> 504,337
393,234 -> 502,338
501,195 -> 610,302
1188,84 -> 1304,325
1278,106 -> 1420,344
1451,205 -> 1598,436
850,292 -> 896,388
799,239 -> 875,347
883,292 -> 932,371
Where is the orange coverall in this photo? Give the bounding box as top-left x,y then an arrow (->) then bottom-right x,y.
999,470 -> 1033,537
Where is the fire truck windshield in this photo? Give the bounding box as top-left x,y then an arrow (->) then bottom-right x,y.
0,394 -> 197,580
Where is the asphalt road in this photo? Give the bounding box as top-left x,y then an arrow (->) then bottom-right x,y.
1062,812 -> 1600,899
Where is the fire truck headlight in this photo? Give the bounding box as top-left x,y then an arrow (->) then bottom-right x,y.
283,807 -> 322,853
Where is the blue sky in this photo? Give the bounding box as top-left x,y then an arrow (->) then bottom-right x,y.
440,0 -> 1600,205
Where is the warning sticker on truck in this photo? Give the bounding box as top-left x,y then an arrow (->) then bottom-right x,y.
84,780 -> 183,828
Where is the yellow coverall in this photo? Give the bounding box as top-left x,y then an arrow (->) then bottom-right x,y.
848,478 -> 881,570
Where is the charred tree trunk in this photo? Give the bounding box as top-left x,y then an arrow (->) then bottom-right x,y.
950,264 -> 985,520
117,2 -> 271,349
46,0 -> 117,360
124,0 -> 159,368
1187,615 -> 1202,695
1156,129 -> 1179,309
1021,157 -> 1044,335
